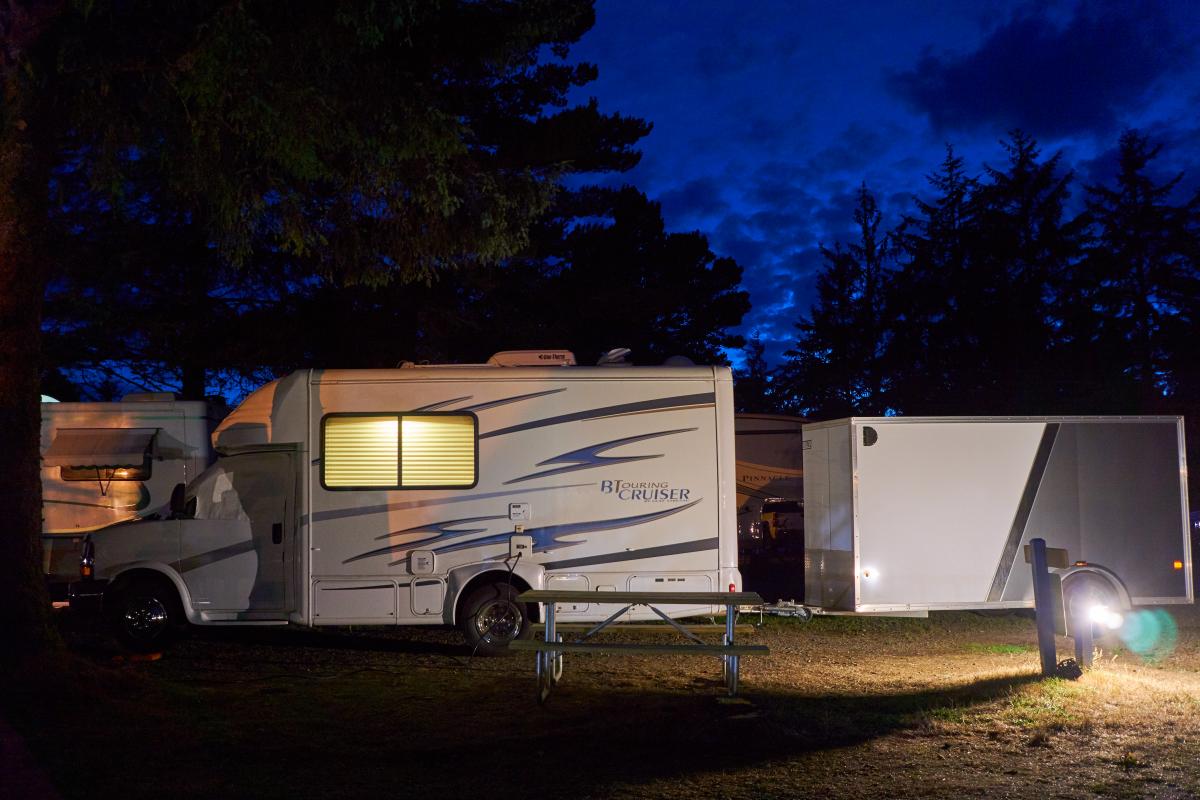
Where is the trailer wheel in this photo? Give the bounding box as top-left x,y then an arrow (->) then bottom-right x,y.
459,582 -> 530,656
107,576 -> 185,652
1062,573 -> 1120,637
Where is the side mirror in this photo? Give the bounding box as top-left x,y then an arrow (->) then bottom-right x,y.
169,483 -> 187,518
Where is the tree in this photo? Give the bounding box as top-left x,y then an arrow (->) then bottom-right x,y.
887,147 -> 978,413
966,131 -> 1079,413
1081,130 -> 1200,408
37,2 -> 651,400
779,184 -> 893,417
733,332 -> 776,413
0,0 -> 648,660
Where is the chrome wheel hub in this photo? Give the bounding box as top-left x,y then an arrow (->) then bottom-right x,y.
123,596 -> 169,640
476,599 -> 519,642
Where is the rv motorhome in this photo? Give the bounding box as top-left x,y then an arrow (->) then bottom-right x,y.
73,356 -> 740,652
40,394 -> 220,590
803,417 -> 1192,621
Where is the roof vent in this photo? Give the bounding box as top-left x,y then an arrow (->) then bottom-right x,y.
487,350 -> 577,367
597,348 -> 632,366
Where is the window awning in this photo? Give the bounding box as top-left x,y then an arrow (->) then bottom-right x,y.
43,428 -> 158,468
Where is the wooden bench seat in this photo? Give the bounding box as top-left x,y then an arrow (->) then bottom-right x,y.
508,640 -> 770,656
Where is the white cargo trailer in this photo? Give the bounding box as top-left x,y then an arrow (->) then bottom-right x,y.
803,417 -> 1192,615
40,394 -> 219,586
74,356 -> 741,652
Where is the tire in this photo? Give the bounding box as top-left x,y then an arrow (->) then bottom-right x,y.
1062,573 -> 1120,637
459,582 -> 530,656
106,576 -> 185,652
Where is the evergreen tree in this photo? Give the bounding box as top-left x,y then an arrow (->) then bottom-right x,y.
1082,130 -> 1200,407
0,0 -> 647,659
733,332 -> 776,412
888,147 -> 978,413
968,131 -> 1079,412
779,184 -> 893,417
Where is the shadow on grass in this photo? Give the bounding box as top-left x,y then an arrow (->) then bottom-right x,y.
402,672 -> 1046,797
186,624 -> 472,658
5,649 -> 1046,800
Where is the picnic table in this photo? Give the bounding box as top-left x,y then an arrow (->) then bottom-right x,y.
509,590 -> 768,703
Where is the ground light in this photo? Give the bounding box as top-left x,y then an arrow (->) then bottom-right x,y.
1088,604 -> 1124,631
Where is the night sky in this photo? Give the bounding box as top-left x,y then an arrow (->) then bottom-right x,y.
568,0 -> 1200,365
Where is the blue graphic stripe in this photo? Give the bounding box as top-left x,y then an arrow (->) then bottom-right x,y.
478,393 -> 715,440
504,428 -> 695,485
415,499 -> 703,562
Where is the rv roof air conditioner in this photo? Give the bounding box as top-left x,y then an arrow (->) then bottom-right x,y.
597,348 -> 632,366
486,350 -> 576,367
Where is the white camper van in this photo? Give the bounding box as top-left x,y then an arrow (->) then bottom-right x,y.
73,356 -> 740,652
40,394 -> 219,589
803,417 -> 1192,619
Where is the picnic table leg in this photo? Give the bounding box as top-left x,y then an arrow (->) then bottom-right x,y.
725,601 -> 739,696
537,602 -> 558,704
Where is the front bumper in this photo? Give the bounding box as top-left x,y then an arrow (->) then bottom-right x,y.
68,579 -> 110,617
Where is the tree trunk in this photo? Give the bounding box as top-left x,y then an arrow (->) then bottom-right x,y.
0,39 -> 58,664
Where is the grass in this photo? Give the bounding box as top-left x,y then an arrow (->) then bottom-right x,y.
6,607 -> 1200,799
965,642 -> 1033,655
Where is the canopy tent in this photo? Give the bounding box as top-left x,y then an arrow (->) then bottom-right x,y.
43,428 -> 158,468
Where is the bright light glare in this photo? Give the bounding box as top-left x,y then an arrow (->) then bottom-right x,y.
1088,604 -> 1124,630
861,567 -> 878,579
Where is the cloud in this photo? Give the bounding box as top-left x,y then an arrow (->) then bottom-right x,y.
657,177 -> 729,223
890,3 -> 1197,137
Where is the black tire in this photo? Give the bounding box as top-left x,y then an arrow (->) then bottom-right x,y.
459,582 -> 530,656
106,576 -> 185,652
1062,573 -> 1120,638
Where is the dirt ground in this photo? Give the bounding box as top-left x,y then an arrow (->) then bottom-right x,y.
6,606 -> 1200,799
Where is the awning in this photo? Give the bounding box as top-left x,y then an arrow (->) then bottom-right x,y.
43,428 -> 158,468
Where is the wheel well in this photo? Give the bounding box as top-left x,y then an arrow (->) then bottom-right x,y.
107,568 -> 182,606
1061,567 -> 1131,610
455,570 -> 537,624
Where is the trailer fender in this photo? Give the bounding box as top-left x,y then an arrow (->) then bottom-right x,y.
1059,565 -> 1132,611
446,562 -> 545,626
106,562 -> 200,623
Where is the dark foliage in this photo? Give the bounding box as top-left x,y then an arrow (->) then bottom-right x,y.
780,130 -> 1199,423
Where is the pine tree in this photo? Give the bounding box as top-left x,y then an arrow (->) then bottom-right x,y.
779,184 -> 893,417
1082,130 -> 1200,407
888,147 -> 977,413
734,332 -> 776,413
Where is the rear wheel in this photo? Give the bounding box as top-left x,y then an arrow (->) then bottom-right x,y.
1062,573 -> 1121,637
459,583 -> 530,656
107,576 -> 185,652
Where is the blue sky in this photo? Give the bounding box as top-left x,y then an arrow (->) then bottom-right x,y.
567,0 -> 1200,365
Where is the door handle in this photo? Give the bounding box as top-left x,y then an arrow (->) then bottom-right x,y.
272,522 -> 283,545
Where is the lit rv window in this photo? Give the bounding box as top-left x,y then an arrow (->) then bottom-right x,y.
323,416 -> 399,488
61,460 -> 152,482
322,413 -> 477,489
401,415 -> 476,487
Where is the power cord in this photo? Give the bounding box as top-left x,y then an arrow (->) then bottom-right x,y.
462,550 -> 523,667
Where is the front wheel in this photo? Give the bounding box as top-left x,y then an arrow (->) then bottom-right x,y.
107,576 -> 185,652
459,583 -> 530,656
